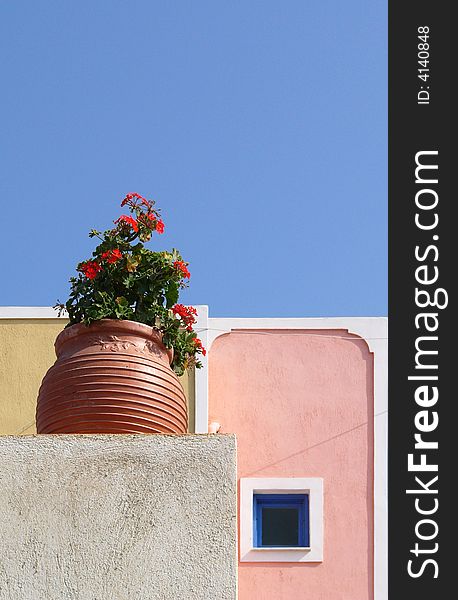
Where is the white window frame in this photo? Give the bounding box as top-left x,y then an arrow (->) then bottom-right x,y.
240,477 -> 324,563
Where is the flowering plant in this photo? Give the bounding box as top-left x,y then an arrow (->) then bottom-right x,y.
55,192 -> 205,375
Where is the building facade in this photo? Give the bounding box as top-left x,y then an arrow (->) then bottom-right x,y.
0,307 -> 387,599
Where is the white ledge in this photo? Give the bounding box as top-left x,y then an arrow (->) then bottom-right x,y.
0,307 -> 67,319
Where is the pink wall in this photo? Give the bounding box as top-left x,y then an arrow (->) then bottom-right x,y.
209,329 -> 374,600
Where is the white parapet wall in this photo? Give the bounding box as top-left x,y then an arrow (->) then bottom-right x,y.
0,434 -> 237,600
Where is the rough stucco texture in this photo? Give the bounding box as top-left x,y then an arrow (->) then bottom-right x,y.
0,434 -> 237,600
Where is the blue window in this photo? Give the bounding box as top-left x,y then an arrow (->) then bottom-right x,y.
253,494 -> 309,548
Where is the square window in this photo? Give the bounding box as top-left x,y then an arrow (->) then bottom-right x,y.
240,477 -> 323,562
253,494 -> 309,548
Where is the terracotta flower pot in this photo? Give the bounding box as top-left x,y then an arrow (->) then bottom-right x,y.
36,319 -> 188,434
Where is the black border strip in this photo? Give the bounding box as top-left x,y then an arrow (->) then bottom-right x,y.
389,3 -> 453,596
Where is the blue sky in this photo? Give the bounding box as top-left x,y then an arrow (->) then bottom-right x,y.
0,1 -> 386,317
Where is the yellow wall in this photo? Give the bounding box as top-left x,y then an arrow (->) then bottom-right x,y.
0,319 -> 194,435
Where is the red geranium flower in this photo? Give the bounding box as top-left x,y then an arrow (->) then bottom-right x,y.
172,304 -> 197,329
193,337 -> 206,356
121,192 -> 152,209
121,193 -> 134,206
115,215 -> 138,232
79,260 -> 103,280
101,248 -> 123,264
140,197 -> 152,209
155,219 -> 165,234
173,260 -> 190,279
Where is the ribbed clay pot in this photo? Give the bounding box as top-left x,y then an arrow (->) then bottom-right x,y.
36,319 -> 188,434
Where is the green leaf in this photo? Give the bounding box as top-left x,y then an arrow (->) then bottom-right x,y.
165,281 -> 179,308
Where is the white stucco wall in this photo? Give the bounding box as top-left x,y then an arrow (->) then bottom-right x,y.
0,434 -> 237,600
